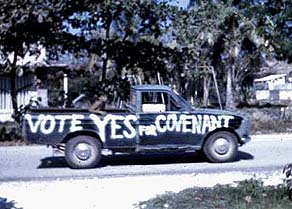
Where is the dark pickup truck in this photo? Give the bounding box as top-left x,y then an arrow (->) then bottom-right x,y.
22,85 -> 250,168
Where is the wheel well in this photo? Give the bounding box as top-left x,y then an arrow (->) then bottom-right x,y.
62,131 -> 103,148
202,128 -> 240,147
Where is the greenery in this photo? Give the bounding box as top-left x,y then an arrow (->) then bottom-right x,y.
241,106 -> 292,134
0,122 -> 23,143
136,179 -> 292,209
0,197 -> 22,209
284,164 -> 292,200
0,0 -> 291,115
1,0 -> 289,140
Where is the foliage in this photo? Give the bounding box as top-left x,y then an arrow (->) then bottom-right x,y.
0,0 -> 82,115
0,0 -> 291,113
46,0 -> 185,106
67,70 -> 131,106
0,122 -> 22,142
0,197 -> 22,209
239,106 -> 292,134
137,179 -> 292,209
64,1 -> 175,68
0,0 -> 175,112
283,164 -> 292,200
238,0 -> 292,62
173,0 -> 268,109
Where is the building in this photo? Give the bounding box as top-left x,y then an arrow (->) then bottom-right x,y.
0,70 -> 51,122
0,40 -> 87,122
254,73 -> 292,102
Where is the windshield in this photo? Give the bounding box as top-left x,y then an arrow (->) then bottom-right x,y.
174,93 -> 192,109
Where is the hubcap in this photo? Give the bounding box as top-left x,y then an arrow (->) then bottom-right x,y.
213,138 -> 229,155
74,143 -> 92,160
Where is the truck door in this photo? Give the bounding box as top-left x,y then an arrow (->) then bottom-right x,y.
138,91 -> 195,146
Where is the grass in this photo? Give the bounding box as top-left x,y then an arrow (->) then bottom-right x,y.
239,107 -> 292,134
136,179 -> 292,209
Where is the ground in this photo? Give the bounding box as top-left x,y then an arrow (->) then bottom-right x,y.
0,171 -> 286,209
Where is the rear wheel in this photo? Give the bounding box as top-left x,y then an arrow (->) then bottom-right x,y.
203,131 -> 238,163
65,135 -> 101,169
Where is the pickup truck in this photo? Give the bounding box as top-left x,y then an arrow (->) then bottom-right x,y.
22,85 -> 250,169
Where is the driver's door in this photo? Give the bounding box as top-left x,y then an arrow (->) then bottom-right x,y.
138,91 -> 195,146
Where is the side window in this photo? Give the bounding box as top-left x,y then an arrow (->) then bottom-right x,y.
141,92 -> 167,113
141,92 -> 181,113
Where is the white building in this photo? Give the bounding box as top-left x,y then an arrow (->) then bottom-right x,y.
0,45 -> 47,122
254,74 -> 292,102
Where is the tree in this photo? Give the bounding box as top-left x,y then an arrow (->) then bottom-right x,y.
169,2 -> 223,105
0,0 -> 87,117
0,0 -> 182,113
239,0 -> 292,63
4,0 -> 286,115
64,0 -> 180,101
173,0 -> 267,109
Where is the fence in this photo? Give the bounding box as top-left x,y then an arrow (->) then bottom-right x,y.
0,75 -> 34,122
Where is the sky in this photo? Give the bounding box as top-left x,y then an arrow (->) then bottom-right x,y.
169,0 -> 190,9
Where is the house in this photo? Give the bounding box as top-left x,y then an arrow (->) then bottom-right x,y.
254,73 -> 292,102
0,40 -> 89,122
0,73 -> 32,122
0,46 -> 49,122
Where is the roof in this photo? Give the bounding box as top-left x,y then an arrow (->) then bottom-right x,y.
254,74 -> 287,82
131,85 -> 172,91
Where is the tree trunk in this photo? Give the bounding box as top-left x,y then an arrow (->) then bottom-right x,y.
9,50 -> 19,123
101,56 -> 108,82
203,75 -> 210,107
87,53 -> 98,72
225,65 -> 235,109
101,19 -> 112,82
10,68 -> 18,116
9,50 -> 19,120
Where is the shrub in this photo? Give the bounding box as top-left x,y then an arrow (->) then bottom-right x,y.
137,179 -> 292,209
283,164 -> 292,200
239,107 -> 292,134
0,122 -> 23,142
0,197 -> 22,209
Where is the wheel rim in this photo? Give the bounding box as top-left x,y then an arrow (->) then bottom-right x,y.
74,143 -> 92,161
213,137 -> 230,155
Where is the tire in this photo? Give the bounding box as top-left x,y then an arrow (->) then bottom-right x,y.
203,131 -> 238,163
65,135 -> 101,169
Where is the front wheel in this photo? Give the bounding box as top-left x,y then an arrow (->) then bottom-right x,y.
65,135 -> 101,169
203,131 -> 238,163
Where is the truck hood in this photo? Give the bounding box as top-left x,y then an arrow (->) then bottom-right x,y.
191,107 -> 245,118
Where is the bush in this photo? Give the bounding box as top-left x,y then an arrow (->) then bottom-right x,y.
137,179 -> 292,209
0,122 -> 23,143
283,164 -> 292,200
0,197 -> 22,209
239,107 -> 292,134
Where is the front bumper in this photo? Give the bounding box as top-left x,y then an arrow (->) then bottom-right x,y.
239,135 -> 251,145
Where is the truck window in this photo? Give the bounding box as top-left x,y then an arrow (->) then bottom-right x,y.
141,91 -> 181,113
169,97 -> 181,111
141,92 -> 166,113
